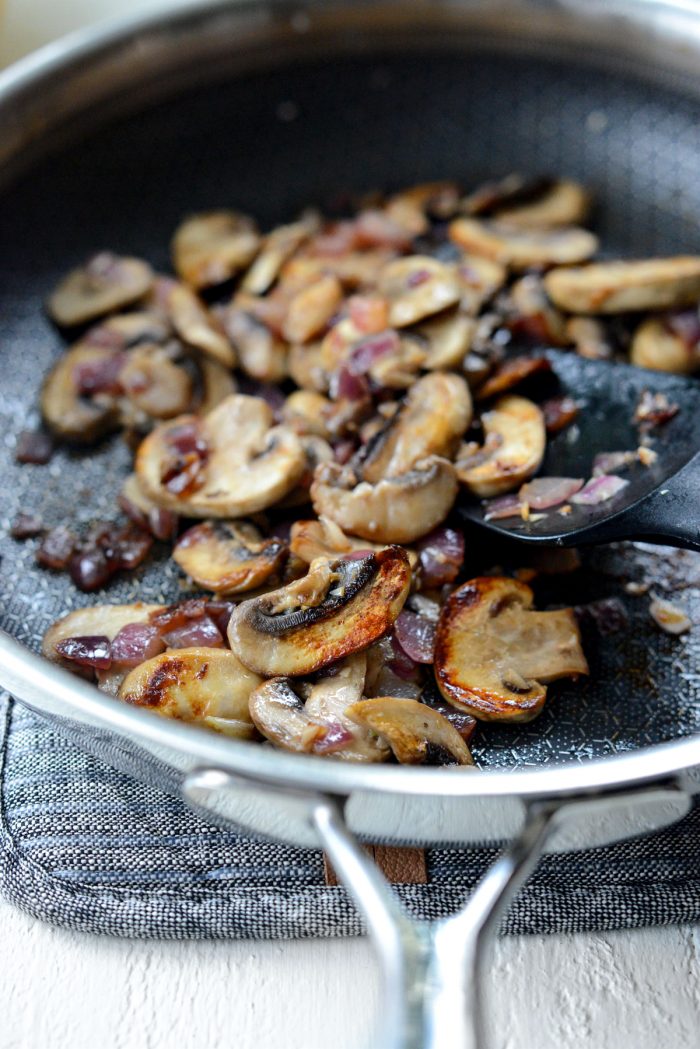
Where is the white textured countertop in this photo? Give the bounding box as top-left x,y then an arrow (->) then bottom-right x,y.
1,5 -> 699,1047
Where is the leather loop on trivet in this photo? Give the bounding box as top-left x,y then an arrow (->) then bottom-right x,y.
324,846 -> 427,885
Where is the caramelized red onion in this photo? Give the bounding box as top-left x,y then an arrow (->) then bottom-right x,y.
110,624 -> 165,667
395,610 -> 437,664
570,474 -> 628,505
312,723 -> 356,754
347,330 -> 400,375
161,615 -> 224,649
15,430 -> 54,465
483,493 -> 521,521
519,477 -> 584,510
417,527 -> 465,588
55,635 -> 112,670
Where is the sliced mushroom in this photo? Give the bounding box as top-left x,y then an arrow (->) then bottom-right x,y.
456,255 -> 507,315
456,395 -> 545,498
47,252 -> 154,327
278,434 -> 335,508
384,181 -> 461,235
378,256 -> 462,327
172,211 -> 261,289
631,316 -> 700,374
82,310 -> 172,350
507,274 -> 568,345
288,340 -> 329,392
565,316 -> 613,361
118,344 -> 193,419
248,655 -> 389,761
544,257 -> 700,314
434,577 -> 588,722
173,520 -> 288,593
413,310 -> 476,370
43,603 -> 163,663
223,307 -> 288,382
494,179 -> 590,229
41,345 -> 121,442
290,516 -> 390,564
167,283 -> 236,367
118,473 -> 178,540
346,697 -> 473,765
282,273 -> 343,344
282,390 -> 332,438
360,373 -> 472,484
228,547 -> 411,676
119,647 -> 261,736
241,214 -> 319,295
448,218 -> 598,270
135,394 -> 306,516
475,355 -> 551,401
194,354 -> 238,414
311,457 -> 458,543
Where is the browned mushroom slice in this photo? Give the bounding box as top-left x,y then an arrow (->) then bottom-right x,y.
119,647 -> 262,736
119,345 -> 193,419
475,355 -> 551,401
167,283 -> 236,367
631,316 -> 700,373
288,341 -> 329,393
172,211 -> 261,289
135,394 -> 306,516
282,273 -> 343,343
119,473 -> 178,540
82,310 -> 172,350
194,354 -> 238,414
290,516 -> 381,562
282,390 -> 332,438
41,345 -> 122,442
360,373 -> 472,484
278,434 -> 334,508
346,697 -> 473,765
413,310 -> 476,370
47,252 -> 154,327
544,257 -> 700,314
311,457 -> 458,544
494,179 -> 591,229
448,218 -> 598,270
378,256 -> 462,327
565,316 -> 613,361
456,395 -> 545,498
241,214 -> 320,295
434,577 -> 588,722
223,307 -> 288,382
507,275 -> 568,345
173,520 -> 288,594
384,182 -> 461,235
228,547 -> 411,676
456,255 -> 507,315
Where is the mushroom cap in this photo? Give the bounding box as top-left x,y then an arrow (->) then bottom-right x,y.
544,257 -> 700,314
493,179 -> 591,229
167,283 -> 236,368
172,211 -> 260,289
448,217 -> 598,270
311,456 -> 459,544
434,577 -> 589,722
118,344 -> 193,419
631,316 -> 700,374
228,546 -> 411,676
223,307 -> 288,382
456,395 -> 545,498
415,310 -> 477,370
43,602 -> 164,662
119,647 -> 262,734
135,393 -> 306,517
378,255 -> 462,327
41,344 -> 121,443
47,252 -> 154,327
173,520 -> 288,593
346,696 -> 474,765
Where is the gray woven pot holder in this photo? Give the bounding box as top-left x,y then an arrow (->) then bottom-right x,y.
2,693 -> 699,940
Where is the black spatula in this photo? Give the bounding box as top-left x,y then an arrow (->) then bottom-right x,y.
458,350 -> 700,551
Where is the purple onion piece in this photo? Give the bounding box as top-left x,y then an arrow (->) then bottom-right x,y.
570,475 -> 629,506
161,615 -> 224,649
36,525 -> 76,569
56,635 -> 112,670
204,601 -> 236,639
519,477 -> 584,510
329,366 -> 371,402
68,548 -> 114,592
592,451 -> 636,477
10,512 -> 44,539
388,633 -> 422,680
483,494 -> 521,521
73,352 -> 126,396
347,330 -> 400,375
313,723 -> 355,754
15,430 -> 54,465
110,623 -> 165,667
395,610 -> 437,664
417,527 -> 465,588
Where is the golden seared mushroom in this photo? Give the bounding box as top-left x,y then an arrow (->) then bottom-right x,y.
173,520 -> 288,593
119,473 -> 178,540
135,393 -> 306,517
47,252 -> 154,327
223,306 -> 288,382
434,577 -> 588,722
82,310 -> 172,349
346,697 -> 473,766
119,648 -> 262,737
282,390 -> 332,438
544,257 -> 700,314
360,372 -> 472,484
565,316 -> 613,360
43,603 -> 164,663
172,211 -> 260,289
311,457 -> 458,544
228,547 -> 411,676
41,345 -> 122,442
290,516 -> 383,564
384,181 -> 461,236
282,273 -> 343,343
288,341 -> 329,392
507,274 -> 568,345
241,214 -> 319,295
413,310 -> 477,370
378,256 -> 462,327
456,395 -> 545,498
456,255 -> 507,315
493,179 -> 591,229
279,434 -> 335,508
118,345 -> 193,420
194,354 -> 237,414
448,217 -> 598,270
249,653 -> 389,761
631,315 -> 700,374
167,283 -> 236,368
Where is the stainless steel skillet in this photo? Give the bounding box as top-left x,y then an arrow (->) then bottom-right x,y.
2,2 -> 700,1046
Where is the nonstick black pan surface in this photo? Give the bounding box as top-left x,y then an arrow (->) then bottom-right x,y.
1,48 -> 700,768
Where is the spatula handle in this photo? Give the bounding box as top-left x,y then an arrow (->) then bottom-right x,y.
609,451 -> 700,551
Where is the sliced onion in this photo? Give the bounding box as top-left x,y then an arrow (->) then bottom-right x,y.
417,527 -> 465,588
204,600 -> 236,638
570,475 -> 628,505
592,451 -> 636,477
55,635 -> 112,670
313,723 -> 356,754
161,615 -> 224,649
519,477 -> 583,510
149,598 -> 208,635
329,366 -> 371,402
388,633 -> 422,680
395,610 -> 436,664
483,494 -> 521,521
347,330 -> 401,375
73,352 -> 127,396
15,430 -> 54,465
111,623 -> 165,667
666,307 -> 700,348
